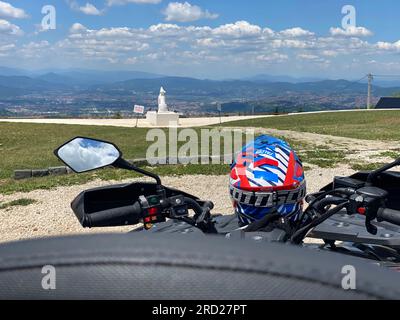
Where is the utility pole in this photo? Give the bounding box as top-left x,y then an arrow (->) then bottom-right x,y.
217,103 -> 222,125
367,73 -> 374,109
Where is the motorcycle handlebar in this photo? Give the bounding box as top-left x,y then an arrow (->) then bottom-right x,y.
83,202 -> 142,228
377,208 -> 400,227
82,197 -> 213,228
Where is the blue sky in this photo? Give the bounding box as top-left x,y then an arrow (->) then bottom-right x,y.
1,0 -> 400,79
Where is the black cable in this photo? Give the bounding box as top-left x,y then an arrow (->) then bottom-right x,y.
183,197 -> 204,217
295,189 -> 338,230
290,201 -> 349,244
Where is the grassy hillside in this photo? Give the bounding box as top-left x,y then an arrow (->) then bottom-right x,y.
0,122 -> 232,194
222,110 -> 400,140
1,111 -> 397,195
0,122 -> 152,179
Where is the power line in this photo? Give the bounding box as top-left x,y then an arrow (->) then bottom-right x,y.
351,75 -> 369,83
339,75 -> 368,91
367,73 -> 373,109
372,74 -> 400,78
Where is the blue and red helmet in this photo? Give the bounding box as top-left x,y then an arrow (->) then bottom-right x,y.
229,135 -> 306,225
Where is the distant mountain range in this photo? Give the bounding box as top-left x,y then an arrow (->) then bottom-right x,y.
92,77 -> 400,99
0,66 -> 26,76
0,67 -> 399,99
0,67 -> 166,87
242,74 -> 324,83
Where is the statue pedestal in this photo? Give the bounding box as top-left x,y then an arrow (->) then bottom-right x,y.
146,111 -> 180,127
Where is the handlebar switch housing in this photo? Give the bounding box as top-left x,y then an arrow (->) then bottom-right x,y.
139,195 -> 166,229
168,195 -> 189,218
351,187 -> 388,235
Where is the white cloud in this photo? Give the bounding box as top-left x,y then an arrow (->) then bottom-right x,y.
149,23 -> 181,34
126,57 -> 138,64
8,19 -> 400,77
272,39 -> 313,49
0,42 -> 14,56
296,53 -> 329,64
330,26 -> 373,37
96,27 -> 134,38
256,53 -> 288,62
51,21 -> 382,68
0,1 -> 28,19
0,43 -> 14,51
0,19 -> 22,35
163,2 -> 218,22
213,21 -> 261,37
279,27 -> 314,38
19,41 -> 51,58
23,41 -> 50,49
67,1 -> 103,15
297,53 -> 319,60
79,3 -> 103,15
57,138 -> 120,173
375,40 -> 400,51
196,38 -> 226,48
321,50 -> 338,57
106,0 -> 161,6
262,27 -> 275,37
70,23 -> 88,33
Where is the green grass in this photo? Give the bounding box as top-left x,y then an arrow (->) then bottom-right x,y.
379,151 -> 400,159
222,110 -> 400,141
271,135 -> 348,168
0,121 -> 353,195
300,149 -> 347,168
3,115 -> 392,195
0,122 -> 152,180
0,164 -> 231,195
0,122 -> 241,179
350,163 -> 386,171
0,198 -> 37,210
0,122 -> 235,194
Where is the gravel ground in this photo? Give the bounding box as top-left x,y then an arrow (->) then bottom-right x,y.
0,166 -> 355,244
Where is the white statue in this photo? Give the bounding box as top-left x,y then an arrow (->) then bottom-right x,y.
158,86 -> 169,113
147,85 -> 179,126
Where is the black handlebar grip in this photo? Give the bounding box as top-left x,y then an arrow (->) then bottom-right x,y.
84,202 -> 142,228
377,208 -> 400,227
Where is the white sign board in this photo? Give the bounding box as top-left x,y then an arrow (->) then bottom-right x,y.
133,105 -> 145,114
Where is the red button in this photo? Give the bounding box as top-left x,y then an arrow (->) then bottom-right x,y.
357,207 -> 366,215
148,207 -> 158,216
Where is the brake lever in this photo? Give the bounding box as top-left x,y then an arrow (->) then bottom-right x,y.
348,187 -> 388,235
365,213 -> 378,235
195,201 -> 216,233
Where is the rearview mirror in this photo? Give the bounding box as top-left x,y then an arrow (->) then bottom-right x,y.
55,137 -> 121,173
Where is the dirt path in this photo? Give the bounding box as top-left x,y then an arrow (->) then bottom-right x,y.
0,166 -> 354,244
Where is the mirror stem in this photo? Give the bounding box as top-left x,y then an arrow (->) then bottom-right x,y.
114,158 -> 162,186
366,157 -> 400,185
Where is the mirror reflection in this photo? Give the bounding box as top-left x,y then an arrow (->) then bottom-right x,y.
57,138 -> 121,173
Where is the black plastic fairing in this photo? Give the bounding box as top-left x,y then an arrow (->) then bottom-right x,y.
321,171 -> 400,210
71,182 -> 200,225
